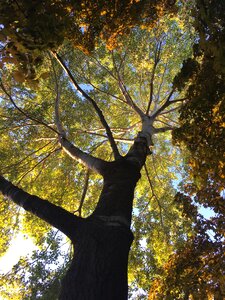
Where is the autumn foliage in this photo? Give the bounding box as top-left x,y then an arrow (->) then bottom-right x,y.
0,0 -> 175,83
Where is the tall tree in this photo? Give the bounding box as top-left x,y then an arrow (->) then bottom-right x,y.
0,2 -> 190,297
0,0 -> 223,299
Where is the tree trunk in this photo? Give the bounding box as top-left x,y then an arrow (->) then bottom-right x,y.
60,158 -> 142,300
60,219 -> 133,300
0,135 -> 149,299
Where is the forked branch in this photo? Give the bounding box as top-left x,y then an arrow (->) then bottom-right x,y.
112,51 -> 145,119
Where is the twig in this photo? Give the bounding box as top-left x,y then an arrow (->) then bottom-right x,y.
90,56 -> 117,80
1,142 -> 53,172
16,146 -> 60,184
77,129 -> 133,144
76,170 -> 90,217
144,164 -> 164,227
74,72 -> 125,104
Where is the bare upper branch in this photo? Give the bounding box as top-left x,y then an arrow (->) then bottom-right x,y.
146,40 -> 162,115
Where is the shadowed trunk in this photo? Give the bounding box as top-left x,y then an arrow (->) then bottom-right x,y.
60,158 -> 142,300
0,135 -> 149,299
60,219 -> 133,300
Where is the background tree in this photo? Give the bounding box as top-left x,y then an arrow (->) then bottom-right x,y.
148,0 -> 225,298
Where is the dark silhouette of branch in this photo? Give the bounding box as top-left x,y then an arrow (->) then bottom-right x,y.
144,164 -> 164,227
0,176 -> 82,239
75,169 -> 90,217
154,126 -> 174,134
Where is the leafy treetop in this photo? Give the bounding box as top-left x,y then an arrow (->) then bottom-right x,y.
0,0 -> 176,83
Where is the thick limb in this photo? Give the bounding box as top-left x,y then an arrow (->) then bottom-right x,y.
59,136 -> 107,175
0,176 -> 82,239
52,68 -> 107,175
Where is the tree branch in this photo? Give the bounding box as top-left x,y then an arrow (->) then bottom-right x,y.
112,52 -> 145,119
1,142 -> 53,173
151,89 -> 175,119
0,81 -> 59,135
17,146 -> 60,184
75,73 -> 125,104
156,61 -> 168,103
160,104 -> 183,115
91,56 -> 117,80
59,136 -> 107,175
117,77 -> 145,118
49,53 -> 107,173
51,58 -> 65,136
157,115 -> 180,126
77,129 -> 134,144
153,126 -> 174,134
0,176 -> 82,239
51,52 -> 121,160
144,164 -> 164,227
75,169 -> 90,217
146,41 -> 162,115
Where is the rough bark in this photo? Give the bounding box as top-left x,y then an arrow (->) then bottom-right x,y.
59,154 -> 144,299
60,219 -> 133,300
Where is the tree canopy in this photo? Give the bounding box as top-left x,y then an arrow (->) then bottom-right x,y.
0,0 -> 224,299
0,0 -> 175,83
